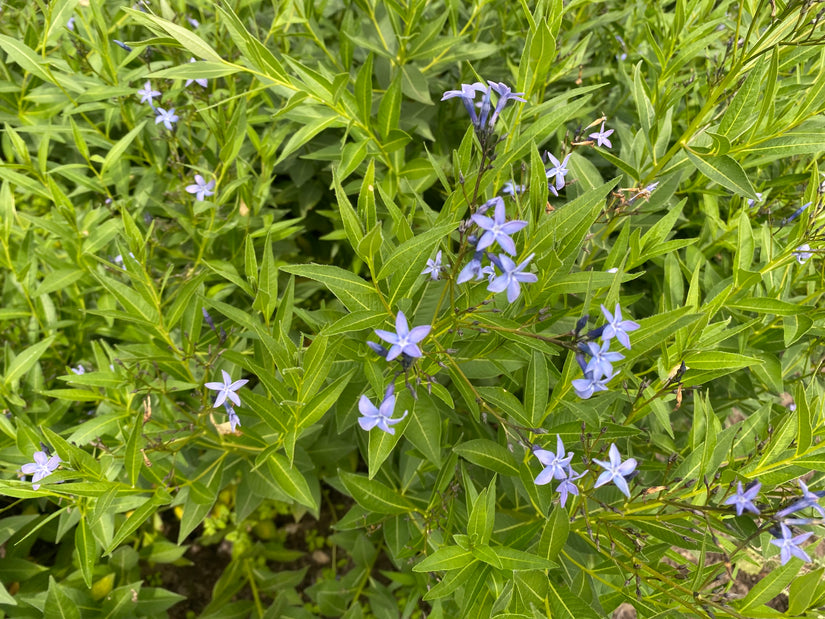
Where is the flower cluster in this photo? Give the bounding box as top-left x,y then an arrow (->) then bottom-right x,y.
723,478 -> 825,565
533,438 -> 636,504
572,304 -> 639,399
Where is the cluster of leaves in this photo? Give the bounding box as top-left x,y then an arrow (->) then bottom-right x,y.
1,0 -> 825,617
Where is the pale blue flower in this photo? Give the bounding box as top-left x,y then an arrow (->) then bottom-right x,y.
545,152 -> 571,190
441,82 -> 488,126
593,444 -> 637,498
374,311 -> 430,361
571,370 -> 617,399
472,201 -> 527,255
154,107 -> 179,130
187,16 -> 200,28
21,451 -> 61,490
589,122 -> 614,148
358,384 -> 407,435
421,250 -> 444,280
723,481 -> 761,516
457,253 -> 484,284
794,243 -> 813,265
770,524 -> 812,565
224,401 -> 241,432
502,181 -> 525,196
205,370 -> 249,408
776,479 -> 825,519
533,435 -> 574,485
137,81 -> 161,105
185,175 -> 215,201
557,466 -> 585,507
487,253 -> 537,303
600,304 -> 640,349
70,365 -> 85,375
67,16 -> 75,31
747,192 -> 763,208
782,201 -> 812,225
488,82 -> 526,126
582,340 -> 624,379
184,58 -> 208,88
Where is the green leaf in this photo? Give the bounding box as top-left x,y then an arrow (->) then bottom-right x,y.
684,351 -> 763,370
467,478 -> 496,546
412,546 -> 475,572
719,59 -> 764,140
0,34 -> 54,84
101,121 -> 147,178
147,61 -> 239,80
339,471 -> 415,515
454,439 -> 519,476
493,546 -> 556,571
538,505 -> 569,561
404,392 -> 442,466
124,9 -> 223,62
377,70 -> 402,139
525,350 -> 548,426
685,151 -> 758,200
45,575 -> 81,619
107,492 -> 165,553
547,581 -> 600,619
33,269 -> 85,297
297,369 -> 354,431
367,391 -> 411,478
280,264 -> 383,312
355,53 -> 374,124
376,222 -> 459,305
3,336 -> 56,387
267,453 -> 318,511
739,559 -> 802,612
75,517 -> 97,588
727,297 -> 811,316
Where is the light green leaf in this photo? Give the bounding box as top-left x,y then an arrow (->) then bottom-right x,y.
4,336 -> 56,387
685,151 -> 758,200
454,439 -> 518,476
267,453 -> 318,511
339,471 -> 415,515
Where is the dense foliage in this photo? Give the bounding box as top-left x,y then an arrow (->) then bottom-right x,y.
1,0 -> 825,617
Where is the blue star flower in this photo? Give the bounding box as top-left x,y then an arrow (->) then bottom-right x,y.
600,304 -> 640,349
154,107 -> 179,130
502,181 -> 525,197
458,252 -> 485,284
487,253 -> 537,303
794,244 -> 813,265
472,200 -> 527,255
571,370 -> 617,399
21,451 -> 61,491
374,311 -> 430,361
137,81 -> 161,105
533,435 -> 574,485
723,481 -> 761,516
770,523 -> 812,565
205,370 -> 249,408
593,444 -> 637,498
421,250 -> 444,280
357,384 -> 408,435
557,466 -> 585,507
588,122 -> 614,148
545,152 -> 572,190
776,479 -> 825,519
441,82 -> 488,126
488,82 -> 526,126
185,175 -> 216,201
581,340 -> 624,380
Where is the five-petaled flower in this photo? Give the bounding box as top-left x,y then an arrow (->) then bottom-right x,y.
185,58 -> 208,88
357,384 -> 408,435
154,107 -> 179,130
533,435 -> 574,485
487,253 -> 538,303
502,181 -> 525,196
185,175 -> 216,201
600,304 -> 640,349
137,81 -> 161,105
421,250 -> 444,280
723,480 -> 761,516
794,243 -> 813,265
472,200 -> 527,255
441,82 -> 488,127
581,340 -> 625,380
776,479 -> 825,519
770,523 -> 812,565
375,311 -> 431,361
557,466 -> 586,507
593,444 -> 637,498
571,369 -> 617,399
588,122 -> 614,148
21,451 -> 61,490
488,82 -> 526,127
545,152 -> 572,190
205,370 -> 249,408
